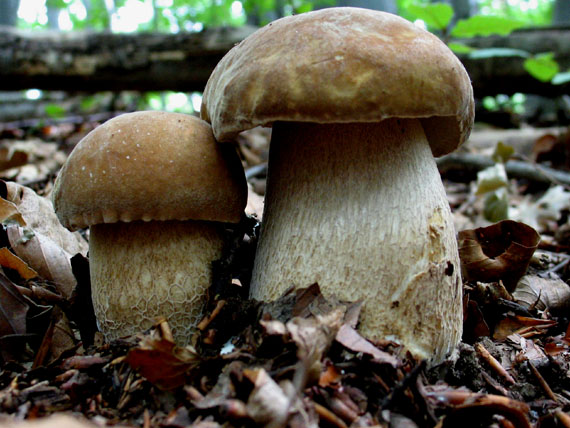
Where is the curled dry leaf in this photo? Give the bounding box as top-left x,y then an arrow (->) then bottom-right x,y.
1,181 -> 88,298
458,220 -> 540,291
512,274 -> 570,312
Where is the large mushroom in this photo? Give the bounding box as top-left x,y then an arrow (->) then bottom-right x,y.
201,8 -> 474,362
52,111 -> 247,343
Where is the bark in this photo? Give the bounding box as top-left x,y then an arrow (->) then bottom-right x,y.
0,25 -> 568,96
0,26 -> 258,93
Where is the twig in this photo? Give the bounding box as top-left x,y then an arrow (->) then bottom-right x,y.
474,343 -> 516,385
527,360 -> 558,402
556,410 -> 570,428
314,402 -> 348,428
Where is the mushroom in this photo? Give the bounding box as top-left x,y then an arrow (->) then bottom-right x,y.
201,8 -> 474,362
52,111 -> 247,343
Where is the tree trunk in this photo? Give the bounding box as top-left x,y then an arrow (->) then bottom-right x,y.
0,0 -> 20,26
0,26 -> 568,96
553,0 -> 570,25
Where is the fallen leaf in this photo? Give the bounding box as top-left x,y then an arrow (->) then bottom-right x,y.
7,225 -> 78,298
243,368 -> 290,425
458,220 -> 540,290
3,181 -> 87,256
493,315 -> 557,340
510,185 -> 570,231
423,387 -> 531,428
512,274 -> 570,312
125,335 -> 201,390
335,324 -> 400,367
0,247 -> 38,279
0,272 -> 29,338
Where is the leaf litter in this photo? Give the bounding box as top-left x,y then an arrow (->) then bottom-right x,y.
0,121 -> 570,427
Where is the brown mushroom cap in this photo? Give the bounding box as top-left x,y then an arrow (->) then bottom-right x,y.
201,7 -> 474,157
53,111 -> 247,230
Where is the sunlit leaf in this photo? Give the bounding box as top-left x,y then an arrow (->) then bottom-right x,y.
44,104 -> 66,119
448,42 -> 474,54
476,163 -> 508,195
552,71 -> 570,85
524,53 -> 560,82
492,142 -> 515,164
451,15 -> 525,38
408,3 -> 453,30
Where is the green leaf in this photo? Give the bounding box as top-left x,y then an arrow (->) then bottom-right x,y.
552,71 -> 570,85
484,188 -> 509,223
492,142 -> 515,164
448,42 -> 474,54
408,3 -> 453,30
44,104 -> 66,119
451,16 -> 525,38
468,48 -> 529,59
295,2 -> 313,14
524,53 -> 560,82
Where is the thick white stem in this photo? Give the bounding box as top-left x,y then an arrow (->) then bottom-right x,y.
250,119 -> 462,362
89,220 -> 224,344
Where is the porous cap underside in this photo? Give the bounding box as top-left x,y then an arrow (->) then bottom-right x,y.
53,111 -> 247,230
201,7 -> 474,157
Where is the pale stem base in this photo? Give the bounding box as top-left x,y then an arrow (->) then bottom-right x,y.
89,219 -> 224,344
250,119 -> 463,362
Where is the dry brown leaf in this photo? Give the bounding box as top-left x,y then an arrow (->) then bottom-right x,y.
243,368 -> 290,425
0,272 -> 29,338
7,226 -> 78,298
335,324 -> 399,367
0,197 -> 25,226
512,274 -> 570,312
0,247 -> 38,279
0,181 -> 88,298
493,315 -> 557,341
458,220 -> 540,290
4,181 -> 87,256
424,388 -> 531,428
125,335 -> 201,390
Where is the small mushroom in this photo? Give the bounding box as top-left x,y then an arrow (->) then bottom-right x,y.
52,111 -> 247,343
201,8 -> 474,362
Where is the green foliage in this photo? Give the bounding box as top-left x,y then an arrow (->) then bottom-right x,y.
447,42 -> 474,54
44,104 -> 66,119
450,15 -> 525,38
407,3 -> 453,31
524,52 -> 560,82
477,0 -> 553,27
484,189 -> 510,223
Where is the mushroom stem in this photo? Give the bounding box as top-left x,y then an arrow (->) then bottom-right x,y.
89,219 -> 224,343
250,118 -> 462,362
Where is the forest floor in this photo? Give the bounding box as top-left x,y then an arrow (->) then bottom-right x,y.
0,112 -> 569,428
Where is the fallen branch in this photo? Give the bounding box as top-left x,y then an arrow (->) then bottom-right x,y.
437,152 -> 570,187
